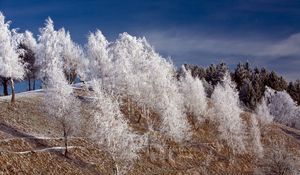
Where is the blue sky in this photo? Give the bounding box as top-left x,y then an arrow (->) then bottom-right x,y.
1,0 -> 299,80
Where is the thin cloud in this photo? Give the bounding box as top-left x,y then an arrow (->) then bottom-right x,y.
266,33 -> 300,57
145,31 -> 300,58
144,30 -> 300,80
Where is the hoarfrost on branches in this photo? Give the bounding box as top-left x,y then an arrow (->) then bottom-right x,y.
42,69 -> 81,157
36,17 -> 86,84
36,17 -> 64,83
87,32 -> 191,142
250,114 -> 263,157
22,31 -> 37,52
0,12 -> 25,80
264,87 -> 300,129
86,30 -> 111,79
179,66 -> 207,122
256,96 -> 274,125
90,80 -> 146,175
37,17 -> 81,157
110,33 -> 191,142
211,73 -> 246,153
59,29 -> 86,83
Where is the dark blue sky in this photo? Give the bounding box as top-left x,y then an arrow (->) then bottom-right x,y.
1,0 -> 299,80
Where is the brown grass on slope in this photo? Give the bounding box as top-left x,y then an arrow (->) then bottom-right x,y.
0,91 -> 299,175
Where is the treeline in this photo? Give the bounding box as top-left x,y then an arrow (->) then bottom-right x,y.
179,62 -> 300,110
0,10 -> 299,113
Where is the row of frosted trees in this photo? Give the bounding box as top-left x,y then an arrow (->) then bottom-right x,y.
0,12 -> 299,174
0,14 -> 85,102
181,62 -> 300,109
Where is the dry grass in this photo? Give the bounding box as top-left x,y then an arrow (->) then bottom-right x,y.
0,91 -> 299,175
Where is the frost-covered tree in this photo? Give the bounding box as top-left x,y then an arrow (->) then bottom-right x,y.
38,18 -> 81,156
106,33 -> 191,142
36,17 -> 86,85
22,31 -> 37,51
250,114 -> 263,157
36,18 -> 63,83
264,87 -> 300,129
43,70 -> 81,157
0,12 -> 26,102
59,29 -> 86,84
86,32 -> 190,142
86,30 -> 111,79
19,31 -> 38,90
211,73 -> 246,153
179,66 -> 207,124
90,80 -> 146,175
180,63 -> 229,97
256,96 -> 274,125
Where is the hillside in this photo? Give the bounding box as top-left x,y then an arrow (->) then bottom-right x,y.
0,88 -> 299,175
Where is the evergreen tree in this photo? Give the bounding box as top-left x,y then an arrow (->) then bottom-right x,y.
287,80 -> 300,105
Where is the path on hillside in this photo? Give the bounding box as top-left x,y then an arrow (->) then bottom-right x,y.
0,123 -> 102,175
281,127 -> 300,141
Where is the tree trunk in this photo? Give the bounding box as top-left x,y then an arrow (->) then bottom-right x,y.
28,76 -> 31,91
67,73 -> 71,84
10,79 -> 15,103
111,155 -> 119,175
63,127 -> 68,157
2,79 -> 8,96
33,79 -> 36,90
